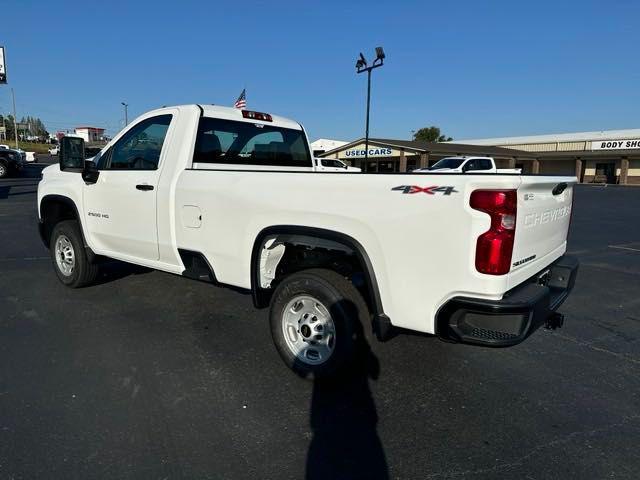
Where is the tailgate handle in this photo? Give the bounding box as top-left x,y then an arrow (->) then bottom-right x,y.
552,182 -> 567,195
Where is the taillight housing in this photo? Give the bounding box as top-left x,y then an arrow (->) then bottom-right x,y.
470,189 -> 517,275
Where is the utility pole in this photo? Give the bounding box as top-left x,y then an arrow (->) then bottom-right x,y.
11,87 -> 18,149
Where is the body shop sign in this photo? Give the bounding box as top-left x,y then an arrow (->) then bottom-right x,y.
0,46 -> 6,84
592,139 -> 640,150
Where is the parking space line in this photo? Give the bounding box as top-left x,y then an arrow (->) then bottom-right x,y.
0,256 -> 49,262
609,244 -> 640,253
555,332 -> 640,365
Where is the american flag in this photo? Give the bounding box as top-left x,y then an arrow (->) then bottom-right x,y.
234,89 -> 246,109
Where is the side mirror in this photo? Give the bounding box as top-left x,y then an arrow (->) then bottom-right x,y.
82,160 -> 99,184
59,136 -> 85,171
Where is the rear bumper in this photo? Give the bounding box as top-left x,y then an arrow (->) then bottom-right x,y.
437,255 -> 579,347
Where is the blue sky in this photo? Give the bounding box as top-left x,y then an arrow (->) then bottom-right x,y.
2,0 -> 639,141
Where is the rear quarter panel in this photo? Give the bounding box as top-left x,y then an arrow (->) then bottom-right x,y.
175,170 -> 523,334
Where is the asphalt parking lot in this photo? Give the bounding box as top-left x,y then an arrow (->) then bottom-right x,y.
1,169 -> 639,479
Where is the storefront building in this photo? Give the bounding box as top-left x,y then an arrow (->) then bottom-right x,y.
318,129 -> 640,184
319,138 -> 535,173
450,129 -> 640,184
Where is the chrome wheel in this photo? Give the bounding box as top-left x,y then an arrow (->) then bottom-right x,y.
0,163 -> 6,177
281,295 -> 336,365
55,234 -> 75,277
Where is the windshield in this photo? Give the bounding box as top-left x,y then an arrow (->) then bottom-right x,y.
321,159 -> 345,168
430,158 -> 464,169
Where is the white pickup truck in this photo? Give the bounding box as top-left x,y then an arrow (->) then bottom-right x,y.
415,156 -> 521,174
37,105 -> 579,377
313,157 -> 361,172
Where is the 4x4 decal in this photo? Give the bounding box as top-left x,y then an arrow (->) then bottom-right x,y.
392,185 -> 458,195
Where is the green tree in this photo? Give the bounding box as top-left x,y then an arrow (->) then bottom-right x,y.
413,126 -> 453,143
0,114 -> 17,141
0,113 -> 48,142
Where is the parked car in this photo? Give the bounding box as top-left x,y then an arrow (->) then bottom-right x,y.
0,145 -> 26,160
0,146 -> 26,178
415,156 -> 521,174
37,104 -> 578,378
48,146 -> 59,155
314,157 -> 361,172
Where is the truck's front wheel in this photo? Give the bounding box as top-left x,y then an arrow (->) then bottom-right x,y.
269,269 -> 370,378
50,220 -> 99,288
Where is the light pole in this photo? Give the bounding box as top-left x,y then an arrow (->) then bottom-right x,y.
356,47 -> 385,172
121,102 -> 128,126
11,87 -> 18,149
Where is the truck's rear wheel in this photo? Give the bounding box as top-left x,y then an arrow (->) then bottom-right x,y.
50,220 -> 99,288
269,268 -> 370,378
0,161 -> 8,179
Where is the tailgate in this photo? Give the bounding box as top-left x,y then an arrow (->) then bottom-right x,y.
509,177 -> 576,286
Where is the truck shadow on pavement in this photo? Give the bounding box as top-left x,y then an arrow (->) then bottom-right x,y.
91,261 -> 153,286
0,184 -> 38,199
305,299 -> 389,480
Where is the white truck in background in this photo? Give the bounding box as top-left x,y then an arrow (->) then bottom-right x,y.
415,156 -> 521,174
37,104 -> 578,378
314,157 -> 361,172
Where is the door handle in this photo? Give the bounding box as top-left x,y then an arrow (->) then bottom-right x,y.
136,184 -> 154,191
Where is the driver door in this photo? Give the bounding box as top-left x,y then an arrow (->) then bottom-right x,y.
83,114 -> 173,261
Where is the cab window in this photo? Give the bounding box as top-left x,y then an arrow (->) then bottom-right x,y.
193,117 -> 311,167
465,159 -> 492,171
478,159 -> 492,170
104,115 -> 172,170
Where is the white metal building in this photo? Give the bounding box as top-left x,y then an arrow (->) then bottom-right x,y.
74,126 -> 106,143
310,138 -> 348,156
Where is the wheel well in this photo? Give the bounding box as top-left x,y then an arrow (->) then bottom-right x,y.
39,196 -> 81,248
250,227 -> 384,320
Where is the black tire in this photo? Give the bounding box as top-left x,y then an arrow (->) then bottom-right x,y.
269,268 -> 371,378
0,160 -> 8,179
50,220 -> 99,288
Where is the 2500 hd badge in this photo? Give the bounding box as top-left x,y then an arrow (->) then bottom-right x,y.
88,211 -> 109,219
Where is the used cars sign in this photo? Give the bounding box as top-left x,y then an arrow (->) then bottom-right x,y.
345,147 -> 392,157
591,139 -> 640,150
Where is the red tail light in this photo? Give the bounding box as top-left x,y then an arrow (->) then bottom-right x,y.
470,190 -> 517,275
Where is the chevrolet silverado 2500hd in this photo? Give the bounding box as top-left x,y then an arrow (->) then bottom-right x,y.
37,105 -> 578,377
